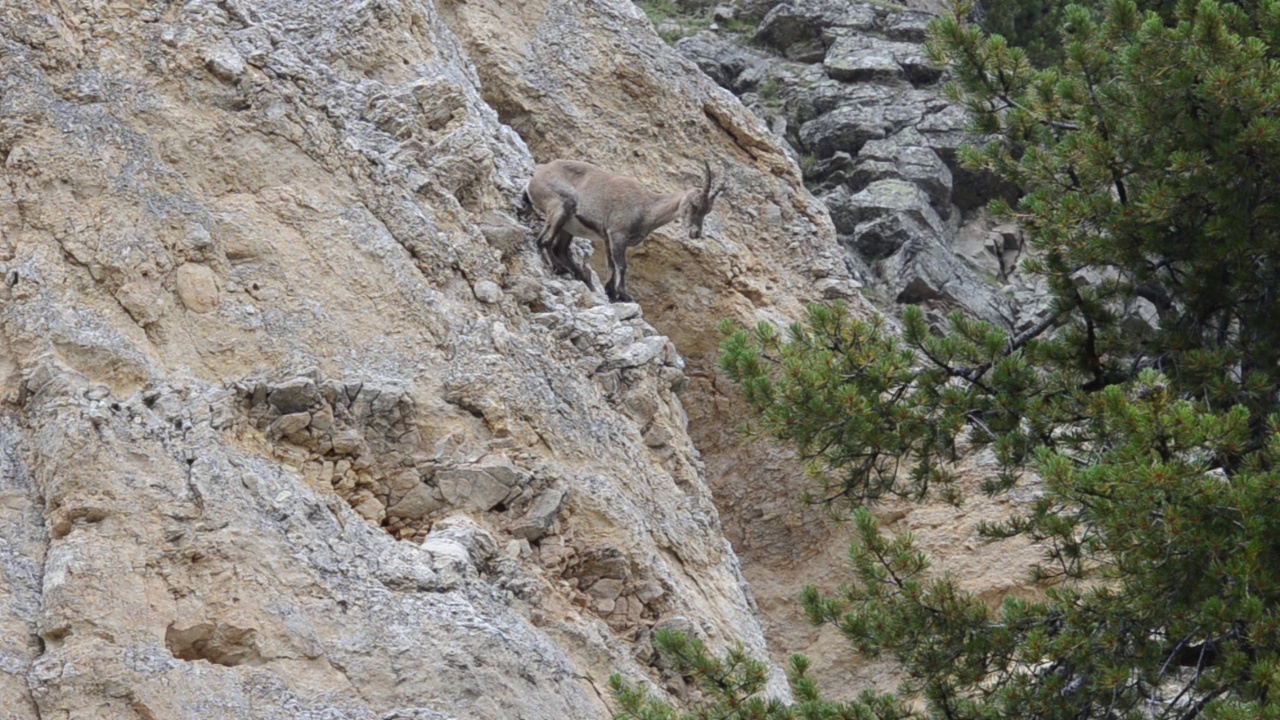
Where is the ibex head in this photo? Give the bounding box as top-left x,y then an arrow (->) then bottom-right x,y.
680,160 -> 726,239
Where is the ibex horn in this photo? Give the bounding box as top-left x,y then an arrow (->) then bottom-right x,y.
709,161 -> 727,202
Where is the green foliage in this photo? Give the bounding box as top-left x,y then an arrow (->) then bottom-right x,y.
610,630 -> 911,720
756,78 -> 784,107
721,311 -> 1280,717
635,0 -> 711,43
719,304 -> 1071,506
720,16 -> 758,34
976,0 -> 1183,65
927,0 -> 1280,416
801,379 -> 1280,718
635,0 -> 680,24
709,0 -> 1280,717
977,0 -> 1085,66
635,1 -> 753,42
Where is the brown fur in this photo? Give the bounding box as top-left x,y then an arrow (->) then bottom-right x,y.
524,159 -> 724,303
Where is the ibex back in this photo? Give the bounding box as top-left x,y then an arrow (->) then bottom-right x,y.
524,159 -> 725,303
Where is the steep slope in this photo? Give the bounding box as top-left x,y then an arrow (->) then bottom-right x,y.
664,0 -> 1049,698
428,0 -> 894,702
0,0 -> 857,716
574,0 -> 1048,699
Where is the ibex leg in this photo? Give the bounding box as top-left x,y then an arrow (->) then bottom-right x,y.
536,198 -> 577,278
607,241 -> 633,303
604,237 -> 618,301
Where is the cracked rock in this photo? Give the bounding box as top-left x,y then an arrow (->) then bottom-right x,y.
176,263 -> 220,313
511,488 -> 567,541
267,411 -> 311,440
438,467 -> 514,511
267,378 -> 320,415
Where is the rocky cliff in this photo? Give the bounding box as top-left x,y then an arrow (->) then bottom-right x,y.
674,0 -> 1053,331
0,0 -> 875,717
662,0 -> 1051,696
0,0 -> 1055,715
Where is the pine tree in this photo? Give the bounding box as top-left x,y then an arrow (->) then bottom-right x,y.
610,630 -> 911,720
975,0 -> 1077,66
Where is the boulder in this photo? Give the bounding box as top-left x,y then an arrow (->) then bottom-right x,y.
420,518 -> 499,589
375,542 -> 440,592
267,412 -> 312,441
850,136 -> 954,218
754,0 -> 877,57
175,263 -> 220,313
115,278 -> 169,327
602,336 -> 673,370
824,184 -> 943,261
330,428 -> 363,456
881,234 -> 1016,327
388,484 -> 445,522
438,467 -> 515,511
675,32 -> 770,88
833,179 -> 947,238
799,103 -> 894,156
476,210 -> 526,256
803,150 -> 856,188
917,105 -> 1021,211
851,211 -> 941,260
203,44 -> 246,83
900,51 -> 944,86
736,60 -> 883,127
511,488 -> 568,541
737,0 -> 788,22
882,10 -> 935,43
823,35 -> 918,84
267,377 -> 320,415
473,279 -> 503,304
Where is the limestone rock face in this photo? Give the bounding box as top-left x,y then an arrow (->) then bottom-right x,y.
176,263 -> 222,313
0,0 -> 866,716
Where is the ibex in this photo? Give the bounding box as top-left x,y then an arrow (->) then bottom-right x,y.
524,159 -> 725,303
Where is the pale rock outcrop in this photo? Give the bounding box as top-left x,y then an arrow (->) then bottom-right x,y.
430,8 -> 872,704
0,0 -> 867,715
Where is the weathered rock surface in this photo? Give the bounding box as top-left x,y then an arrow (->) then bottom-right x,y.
823,34 -> 938,85
676,31 -> 774,87
677,0 -> 1039,331
511,487 -> 568,541
176,263 -> 222,313
0,0 -> 874,715
0,0 -> 1059,715
754,0 -> 877,58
